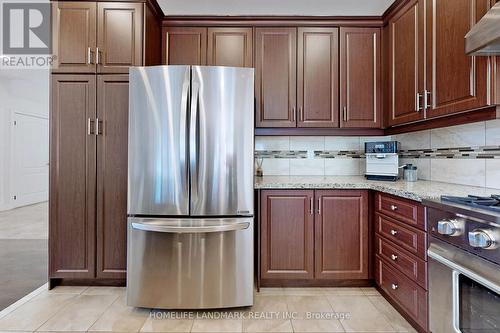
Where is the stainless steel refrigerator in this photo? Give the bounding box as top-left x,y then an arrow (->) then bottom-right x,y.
127,65 -> 254,309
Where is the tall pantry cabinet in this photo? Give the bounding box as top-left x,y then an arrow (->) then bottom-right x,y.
49,1 -> 161,286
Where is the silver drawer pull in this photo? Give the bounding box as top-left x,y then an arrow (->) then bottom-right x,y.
132,221 -> 250,233
390,254 -> 398,261
390,205 -> 398,211
390,229 -> 398,236
391,283 -> 398,290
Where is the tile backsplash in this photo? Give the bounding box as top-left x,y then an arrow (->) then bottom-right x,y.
255,119 -> 500,190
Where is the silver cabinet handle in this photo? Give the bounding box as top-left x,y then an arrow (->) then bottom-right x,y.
390,229 -> 398,236
291,107 -> 296,122
87,118 -> 95,135
95,118 -> 103,135
309,197 -> 313,215
390,205 -> 398,211
131,221 -> 250,233
87,47 -> 94,64
96,47 -> 100,65
391,254 -> 398,261
317,198 -> 322,215
298,107 -> 303,121
415,93 -> 423,112
343,106 -> 347,122
424,89 -> 431,109
391,283 -> 398,290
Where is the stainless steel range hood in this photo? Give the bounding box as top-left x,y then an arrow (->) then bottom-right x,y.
465,2 -> 500,56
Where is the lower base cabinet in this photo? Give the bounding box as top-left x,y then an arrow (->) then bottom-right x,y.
260,189 -> 369,285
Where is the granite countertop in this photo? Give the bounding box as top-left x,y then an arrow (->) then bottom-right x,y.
254,176 -> 500,202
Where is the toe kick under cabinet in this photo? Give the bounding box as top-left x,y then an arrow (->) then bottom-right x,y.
259,189 -> 370,286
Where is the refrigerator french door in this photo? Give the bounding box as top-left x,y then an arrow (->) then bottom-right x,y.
127,65 -> 254,309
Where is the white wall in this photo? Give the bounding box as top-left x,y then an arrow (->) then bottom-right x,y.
0,69 -> 49,211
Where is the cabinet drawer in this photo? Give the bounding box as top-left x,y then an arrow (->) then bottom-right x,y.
376,193 -> 425,230
376,213 -> 427,259
375,235 -> 427,289
375,258 -> 428,330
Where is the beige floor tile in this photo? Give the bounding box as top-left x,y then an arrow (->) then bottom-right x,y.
251,295 -> 288,313
46,286 -> 88,295
368,296 -> 417,333
37,294 -> 118,331
282,288 -> 324,296
0,293 -> 75,331
89,295 -> 149,332
327,295 -> 394,332
286,296 -> 333,319
291,319 -> 344,332
321,288 -> 365,296
140,311 -> 193,333
191,319 -> 243,332
83,287 -> 126,296
243,319 -> 293,332
360,287 -> 381,296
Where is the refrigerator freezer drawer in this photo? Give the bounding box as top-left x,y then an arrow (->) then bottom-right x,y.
127,217 -> 254,309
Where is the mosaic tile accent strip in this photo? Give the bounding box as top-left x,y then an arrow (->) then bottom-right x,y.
255,150 -> 308,159
256,145 -> 500,159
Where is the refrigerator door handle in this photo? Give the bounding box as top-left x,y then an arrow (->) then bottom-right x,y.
180,69 -> 190,188
190,81 -> 200,199
131,221 -> 250,233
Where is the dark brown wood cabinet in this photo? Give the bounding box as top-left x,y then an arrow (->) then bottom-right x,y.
255,28 -> 297,128
50,74 -> 97,278
96,75 -> 129,279
207,27 -> 253,67
374,192 -> 428,333
162,27 -> 207,65
425,0 -> 490,118
314,190 -> 369,280
340,27 -> 381,128
52,2 -> 97,73
52,1 -> 143,74
260,189 -> 369,285
97,2 -> 143,73
50,75 -> 130,283
260,190 -> 314,280
297,28 -> 339,128
386,0 -> 425,126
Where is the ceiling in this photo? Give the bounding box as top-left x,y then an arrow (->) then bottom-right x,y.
157,0 -> 397,16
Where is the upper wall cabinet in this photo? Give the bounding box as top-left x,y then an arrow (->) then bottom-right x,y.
52,1 -> 143,74
255,28 -> 297,128
52,2 -> 97,73
425,0 -> 490,118
297,28 -> 339,128
97,3 -> 144,73
340,27 -> 381,128
207,28 -> 253,67
387,0 -> 425,126
162,27 -> 207,65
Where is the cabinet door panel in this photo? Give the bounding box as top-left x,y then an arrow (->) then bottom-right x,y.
52,2 -> 96,73
96,75 -> 129,279
207,27 -> 253,67
97,2 -> 143,73
50,75 -> 96,278
163,27 -> 207,65
260,190 -> 314,280
315,190 -> 369,279
297,28 -> 339,128
255,28 -> 297,128
340,28 -> 381,128
387,0 -> 425,126
426,0 -> 489,117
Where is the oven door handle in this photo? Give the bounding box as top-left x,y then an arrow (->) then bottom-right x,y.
428,243 -> 500,293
